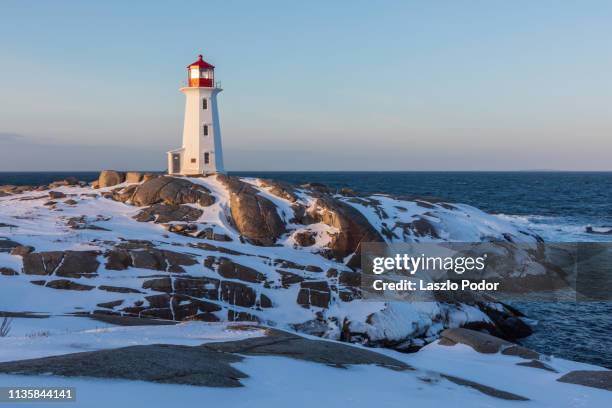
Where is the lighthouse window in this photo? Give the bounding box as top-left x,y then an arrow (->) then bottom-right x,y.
204,152 -> 210,164
190,158 -> 196,164
203,124 -> 209,136
202,99 -> 208,110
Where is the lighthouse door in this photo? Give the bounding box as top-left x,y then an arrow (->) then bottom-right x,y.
172,154 -> 181,174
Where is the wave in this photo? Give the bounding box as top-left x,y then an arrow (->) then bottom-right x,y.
494,213 -> 612,243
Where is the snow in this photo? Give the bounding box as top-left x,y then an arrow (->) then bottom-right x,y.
0,318 -> 609,407
0,317 -> 264,362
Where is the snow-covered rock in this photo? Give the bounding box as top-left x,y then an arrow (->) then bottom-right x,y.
0,173 -> 553,349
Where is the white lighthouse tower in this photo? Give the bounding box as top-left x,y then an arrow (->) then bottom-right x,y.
168,54 -> 225,175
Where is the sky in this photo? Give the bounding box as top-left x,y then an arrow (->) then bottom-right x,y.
0,0 -> 611,171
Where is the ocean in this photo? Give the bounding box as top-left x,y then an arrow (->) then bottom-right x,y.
1,171 -> 611,368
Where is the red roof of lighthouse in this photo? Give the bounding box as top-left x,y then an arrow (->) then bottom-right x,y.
188,54 -> 215,69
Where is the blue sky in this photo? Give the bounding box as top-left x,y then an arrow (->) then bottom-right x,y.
1,0 -> 611,171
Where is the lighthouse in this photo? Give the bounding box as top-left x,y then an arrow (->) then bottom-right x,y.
168,54 -> 225,175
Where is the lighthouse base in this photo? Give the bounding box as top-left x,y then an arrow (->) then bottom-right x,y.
167,149 -> 224,176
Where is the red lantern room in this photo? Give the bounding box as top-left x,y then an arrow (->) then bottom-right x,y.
187,54 -> 215,87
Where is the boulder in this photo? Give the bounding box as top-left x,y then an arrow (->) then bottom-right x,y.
502,345 -> 540,360
217,175 -> 285,246
49,177 -> 79,188
125,172 -> 143,183
48,191 -> 66,199
131,177 -> 215,207
109,185 -> 138,202
98,170 -> 125,188
310,197 -> 384,265
142,173 -> 158,181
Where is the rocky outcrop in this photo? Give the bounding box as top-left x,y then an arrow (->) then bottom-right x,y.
174,276 -> 220,299
309,197 -> 384,265
218,175 -> 285,246
45,279 -> 95,291
105,247 -> 198,273
98,170 -> 125,188
0,171 -> 545,350
22,251 -> 99,278
0,344 -> 247,387
396,217 -> 439,239
259,179 -> 298,202
130,177 -> 215,207
439,328 -> 511,353
297,281 -> 331,308
10,245 -> 34,256
557,370 -> 612,391
277,271 -> 304,288
204,329 -> 412,371
205,256 -> 266,284
293,230 -> 316,247
0,238 -> 21,253
439,328 -> 537,358
125,172 -> 143,183
220,281 -> 257,308
134,203 -> 203,223
48,191 -> 66,199
0,267 -> 18,276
